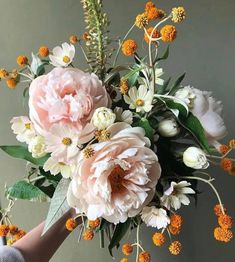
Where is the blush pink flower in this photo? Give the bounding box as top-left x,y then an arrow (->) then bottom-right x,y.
29,67 -> 109,142
67,122 -> 161,224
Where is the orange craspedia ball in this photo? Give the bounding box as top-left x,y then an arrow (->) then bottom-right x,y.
9,225 -> 19,236
17,55 -> 28,66
220,158 -> 233,172
214,227 -> 233,243
135,13 -> 149,29
120,259 -> 128,262
168,225 -> 181,236
15,229 -> 26,240
160,25 -> 177,42
0,68 -> 9,78
82,32 -> 90,41
144,27 -> 160,44
65,218 -> 78,231
229,139 -> 235,149
39,46 -> 49,57
83,229 -> 94,240
169,241 -> 182,255
152,232 -> 165,246
69,35 -> 78,44
0,225 -> 9,237
122,243 -> 133,256
138,251 -> 151,262
218,214 -> 233,229
88,218 -> 100,229
6,78 -> 17,89
146,7 -> 160,21
219,144 -> 230,155
122,39 -> 138,56
145,1 -> 155,12
170,214 -> 183,229
214,204 -> 226,217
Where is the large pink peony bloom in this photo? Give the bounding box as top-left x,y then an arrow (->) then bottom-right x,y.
67,122 -> 161,224
29,67 -> 109,142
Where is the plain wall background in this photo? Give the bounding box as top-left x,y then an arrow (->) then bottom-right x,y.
0,0 -> 235,261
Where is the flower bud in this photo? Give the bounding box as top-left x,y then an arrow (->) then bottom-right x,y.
28,136 -> 47,158
92,107 -> 116,130
183,146 -> 209,169
158,118 -> 180,137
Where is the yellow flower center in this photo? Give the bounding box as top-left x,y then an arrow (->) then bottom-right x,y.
63,55 -> 71,63
109,165 -> 126,194
59,162 -> 66,166
25,123 -> 31,129
136,99 -> 145,106
62,137 -> 72,146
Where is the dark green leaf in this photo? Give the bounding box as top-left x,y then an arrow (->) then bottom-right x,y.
164,99 -> 188,119
137,118 -> 154,141
155,45 -> 170,63
168,73 -> 186,95
0,145 -> 49,166
157,77 -> 171,95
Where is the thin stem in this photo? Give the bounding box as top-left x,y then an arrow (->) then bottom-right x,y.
135,224 -> 140,262
206,154 -> 235,162
113,23 -> 135,67
27,175 -> 45,183
132,243 -> 144,252
78,43 -> 93,70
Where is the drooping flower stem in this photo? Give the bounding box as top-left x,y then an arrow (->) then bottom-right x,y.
135,224 -> 140,262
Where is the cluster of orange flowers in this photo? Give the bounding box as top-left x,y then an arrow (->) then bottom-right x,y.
121,243 -> 151,262
0,224 -> 26,245
213,204 -> 233,243
219,139 -> 235,175
121,1 -> 186,56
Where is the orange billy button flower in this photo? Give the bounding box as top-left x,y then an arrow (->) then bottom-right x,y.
39,46 -> 49,57
229,139 -> 235,149
219,144 -> 230,155
168,225 -> 181,236
17,55 -> 28,66
135,13 -> 149,29
171,7 -> 186,23
214,204 -> 226,217
144,27 -> 160,44
160,25 -> 177,42
83,229 -> 94,240
146,7 -> 163,21
169,241 -> 182,255
122,243 -> 133,256
15,229 -> 26,240
170,214 -> 183,229
0,225 -> 9,237
88,218 -> 100,229
120,259 -> 128,262
152,232 -> 165,246
214,227 -> 233,243
0,68 -> 9,78
220,158 -> 233,172
65,218 -> 78,231
122,39 -> 138,56
6,78 -> 17,89
9,225 -> 19,235
145,1 -> 155,12
120,79 -> 129,95
82,32 -> 90,41
138,251 -> 151,262
218,214 -> 233,229
69,35 -> 78,44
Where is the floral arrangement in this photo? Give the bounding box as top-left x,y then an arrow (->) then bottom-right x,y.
0,1 -> 234,261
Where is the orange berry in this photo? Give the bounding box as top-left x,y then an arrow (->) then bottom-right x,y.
122,243 -> 133,256
39,46 -> 49,57
214,204 -> 226,217
17,55 -> 28,66
82,32 -> 90,41
69,35 -> 78,44
160,25 -> 177,42
9,225 -> 19,235
0,68 -> 9,78
170,214 -> 183,229
220,158 -> 233,172
168,225 -> 181,236
214,227 -> 233,243
229,139 -> 235,149
138,251 -> 151,262
83,229 -> 94,240
218,214 -> 233,229
65,218 -> 78,231
0,225 -> 9,237
169,241 -> 182,255
122,39 -> 138,56
152,232 -> 165,246
219,144 -> 230,155
88,218 -> 100,229
15,229 -> 26,240
6,78 -> 17,89
144,27 -> 160,44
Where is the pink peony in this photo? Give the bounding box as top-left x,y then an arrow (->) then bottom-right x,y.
29,67 -> 109,142
67,122 -> 161,224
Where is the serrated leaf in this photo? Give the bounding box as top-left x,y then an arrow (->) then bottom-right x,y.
168,73 -> 186,95
0,145 -> 49,166
42,178 -> 70,235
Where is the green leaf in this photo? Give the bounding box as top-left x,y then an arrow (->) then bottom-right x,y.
7,180 -> 47,201
168,73 -> 186,95
0,145 -> 49,166
42,178 -> 70,235
164,99 -> 188,119
137,118 -> 154,142
157,77 -> 171,95
108,219 -> 131,257
154,45 -> 170,63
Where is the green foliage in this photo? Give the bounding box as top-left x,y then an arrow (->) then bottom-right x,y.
168,73 -> 186,95
154,45 -> 170,63
136,118 -> 154,142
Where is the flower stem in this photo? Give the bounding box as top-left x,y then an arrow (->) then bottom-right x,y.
135,224 -> 140,262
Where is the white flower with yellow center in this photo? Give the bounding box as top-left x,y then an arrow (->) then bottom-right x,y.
28,135 -> 47,158
124,85 -> 154,113
49,42 -> 75,67
43,157 -> 75,178
10,116 -> 36,143
91,107 -> 116,130
114,107 -> 133,125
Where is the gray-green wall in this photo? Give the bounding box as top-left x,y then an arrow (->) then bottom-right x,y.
0,0 -> 235,261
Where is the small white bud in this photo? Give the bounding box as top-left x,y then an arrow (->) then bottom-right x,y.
91,107 -> 116,130
183,146 -> 209,169
158,118 -> 180,137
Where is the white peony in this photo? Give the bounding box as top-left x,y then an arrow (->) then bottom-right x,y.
114,107 -> 133,125
91,107 -> 116,130
141,206 -> 170,229
183,146 -> 209,169
158,118 -> 180,137
28,135 -> 47,158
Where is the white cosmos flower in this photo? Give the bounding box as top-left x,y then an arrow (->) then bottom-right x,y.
183,146 -> 209,169
28,135 -> 47,158
114,107 -> 133,124
141,206 -> 170,229
44,124 -> 80,161
49,42 -> 75,67
124,85 -> 154,113
161,181 -> 195,210
91,107 -> 116,130
10,116 -> 36,144
43,157 -> 75,178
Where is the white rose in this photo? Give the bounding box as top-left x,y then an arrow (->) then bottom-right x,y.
183,146 -> 209,169
28,136 -> 47,158
91,107 -> 116,130
158,118 -> 180,137
175,86 -> 196,108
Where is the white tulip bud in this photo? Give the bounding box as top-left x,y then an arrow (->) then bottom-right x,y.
92,107 -> 116,130
183,147 -> 209,169
158,118 -> 180,137
28,136 -> 47,158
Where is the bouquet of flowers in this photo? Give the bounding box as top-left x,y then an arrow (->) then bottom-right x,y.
0,1 -> 234,261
